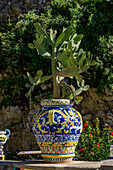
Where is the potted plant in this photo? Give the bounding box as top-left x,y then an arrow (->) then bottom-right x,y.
26,22 -> 94,163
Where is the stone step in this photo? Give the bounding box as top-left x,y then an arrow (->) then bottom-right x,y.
0,159 -> 113,170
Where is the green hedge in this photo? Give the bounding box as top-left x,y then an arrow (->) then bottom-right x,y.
75,118 -> 113,161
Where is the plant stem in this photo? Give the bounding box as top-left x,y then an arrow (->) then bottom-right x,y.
52,58 -> 58,98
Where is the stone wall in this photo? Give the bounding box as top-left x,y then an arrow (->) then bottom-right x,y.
0,0 -> 52,23
1,105 -> 41,153
79,87 -> 113,128
0,87 -> 113,153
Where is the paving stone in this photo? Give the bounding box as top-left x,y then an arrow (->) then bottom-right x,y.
13,160 -> 102,170
101,159 -> 113,170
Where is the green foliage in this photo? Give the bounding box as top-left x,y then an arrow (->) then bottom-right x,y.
0,11 -> 51,108
74,118 -> 113,161
46,0 -> 113,91
0,0 -> 113,107
0,74 -> 27,107
5,151 -> 41,161
27,22 -> 94,103
25,71 -> 52,99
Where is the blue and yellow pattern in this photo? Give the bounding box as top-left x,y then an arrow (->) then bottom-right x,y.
0,136 -> 6,141
14,168 -> 40,170
32,99 -> 82,163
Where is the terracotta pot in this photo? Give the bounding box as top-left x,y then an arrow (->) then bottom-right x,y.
32,99 -> 82,163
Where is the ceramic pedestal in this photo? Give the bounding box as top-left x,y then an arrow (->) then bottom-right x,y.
32,99 -> 82,163
0,129 -> 10,160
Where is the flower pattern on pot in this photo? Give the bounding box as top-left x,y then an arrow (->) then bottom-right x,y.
33,107 -> 82,135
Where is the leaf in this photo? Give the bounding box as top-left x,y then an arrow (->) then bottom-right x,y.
91,60 -> 97,66
53,30 -> 57,43
42,56 -> 53,59
80,64 -> 90,73
35,80 -> 41,85
59,26 -> 73,45
70,85 -> 76,93
27,72 -> 34,84
77,81 -> 80,87
83,85 -> 89,91
30,85 -> 35,92
25,90 -> 31,98
57,51 -> 70,68
25,83 -> 31,88
42,52 -> 52,58
33,40 -> 39,50
61,67 -> 79,77
66,57 -> 75,68
69,30 -> 76,40
36,33 -> 39,42
76,41 -> 81,51
55,32 -> 65,46
36,34 -> 44,44
46,36 -> 53,45
39,46 -> 47,55
74,87 -> 83,96
76,75 -> 83,83
50,28 -> 53,42
34,22 -> 53,45
74,96 -> 83,105
34,22 -> 46,36
40,34 -> 44,44
78,53 -> 86,67
28,43 -> 35,49
65,90 -> 74,100
74,34 -> 83,44
34,76 -> 40,83
68,41 -> 72,49
71,55 -> 77,66
33,39 -> 47,55
59,76 -> 64,81
81,79 -> 85,87
68,93 -> 74,100
40,76 -> 51,83
37,70 -> 43,78
65,89 -> 73,99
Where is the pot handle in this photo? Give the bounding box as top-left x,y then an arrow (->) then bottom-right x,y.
47,110 -> 57,126
5,129 -> 10,139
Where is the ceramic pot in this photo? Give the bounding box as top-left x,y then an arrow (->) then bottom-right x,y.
32,99 -> 82,163
110,145 -> 113,158
0,129 -> 10,160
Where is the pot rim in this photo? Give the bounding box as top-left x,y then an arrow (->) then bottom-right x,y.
0,131 -> 6,135
41,99 -> 70,106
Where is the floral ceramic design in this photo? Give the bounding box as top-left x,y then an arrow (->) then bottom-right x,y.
32,99 -> 82,163
0,129 -> 10,160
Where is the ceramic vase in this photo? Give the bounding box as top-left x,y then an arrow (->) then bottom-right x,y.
0,129 -> 10,160
32,99 -> 82,163
110,145 -> 113,158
